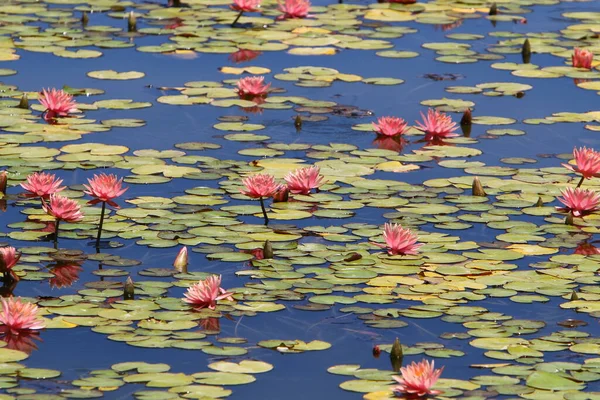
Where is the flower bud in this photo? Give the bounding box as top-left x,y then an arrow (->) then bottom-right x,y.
472,177 -> 486,197
173,246 -> 188,272
0,171 -> 7,196
460,108 -> 472,126
124,276 -> 135,300
18,94 -> 28,110
522,39 -> 531,64
263,240 -> 273,259
128,11 -> 137,32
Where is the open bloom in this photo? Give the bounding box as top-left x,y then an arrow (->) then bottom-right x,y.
83,173 -> 128,208
383,223 -> 422,255
229,49 -> 262,64
38,88 -> 77,120
562,147 -> 600,180
0,247 -> 20,279
284,166 -> 323,195
372,116 -> 408,137
241,174 -> 281,198
183,275 -> 234,310
415,108 -> 458,140
231,0 -> 261,12
0,297 -> 45,333
20,172 -> 65,199
236,76 -> 270,99
572,48 -> 593,69
393,359 -> 444,398
277,0 -> 310,19
557,187 -> 600,217
42,194 -> 84,223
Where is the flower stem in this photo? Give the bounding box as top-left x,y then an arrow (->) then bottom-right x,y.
54,219 -> 60,249
231,10 -> 244,27
576,175 -> 585,189
259,197 -> 269,226
96,201 -> 106,249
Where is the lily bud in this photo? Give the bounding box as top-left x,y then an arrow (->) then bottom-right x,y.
536,197 -> 544,207
128,11 -> 137,32
124,276 -> 135,300
570,291 -> 579,301
372,345 -> 381,358
521,39 -> 531,64
17,93 -> 28,110
173,246 -> 188,272
460,108 -> 472,126
472,177 -> 487,197
81,11 -> 89,25
489,2 -> 497,15
390,337 -> 403,372
565,213 -> 574,225
0,171 -> 6,196
263,240 -> 273,259
294,115 -> 302,130
273,186 -> 289,203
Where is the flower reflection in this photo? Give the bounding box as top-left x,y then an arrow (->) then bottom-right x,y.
241,97 -> 266,114
575,242 -> 600,255
229,49 -> 262,64
435,19 -> 463,32
0,327 -> 42,354
372,136 -> 407,152
49,261 -> 83,289
199,317 -> 221,333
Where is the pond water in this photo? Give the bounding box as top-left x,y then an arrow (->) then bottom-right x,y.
1,0 -> 600,398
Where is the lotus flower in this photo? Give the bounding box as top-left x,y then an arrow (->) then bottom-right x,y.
415,108 -> 459,140
372,116 -> 408,137
277,0 -> 311,19
183,275 -> 234,310
236,76 -> 270,99
229,49 -> 262,64
0,247 -> 20,281
383,223 -> 422,255
49,262 -> 83,289
241,174 -> 280,199
284,166 -> 323,195
43,194 -> 84,223
393,359 -> 444,398
572,48 -> 593,69
38,88 -> 77,121
557,187 -> 600,217
231,0 -> 261,12
0,297 -> 45,333
20,172 -> 65,199
562,147 -> 600,182
83,173 -> 128,208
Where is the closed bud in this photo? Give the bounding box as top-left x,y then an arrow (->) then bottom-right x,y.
390,337 -> 403,372
294,115 -> 302,130
263,240 -> 273,259
128,11 -> 137,32
536,197 -> 543,207
472,177 -> 487,197
173,246 -> 188,272
570,291 -> 579,301
81,11 -> 89,25
566,213 -> 574,225
489,2 -> 497,15
460,108 -> 472,126
372,345 -> 381,358
17,94 -> 28,110
0,171 -> 6,196
124,276 -> 135,300
522,39 -> 531,64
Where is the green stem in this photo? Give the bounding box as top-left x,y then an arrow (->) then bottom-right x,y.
96,201 -> 106,249
576,175 -> 585,189
231,10 -> 243,27
259,197 -> 269,226
54,219 -> 60,249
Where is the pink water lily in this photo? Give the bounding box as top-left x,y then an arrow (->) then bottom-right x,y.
393,359 -> 444,398
183,275 -> 234,310
0,297 -> 45,334
21,172 -> 65,200
562,146 -> 600,182
415,108 -> 458,140
38,88 -> 77,121
383,223 -> 422,255
277,0 -> 311,19
284,166 -> 323,195
372,116 -> 408,137
556,187 -> 600,217
572,47 -> 593,69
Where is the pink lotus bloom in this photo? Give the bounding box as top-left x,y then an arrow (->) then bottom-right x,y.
383,222 -> 423,255
83,173 -> 128,208
277,0 -> 311,19
0,247 -> 20,282
236,76 -> 270,99
49,262 -> 83,289
415,108 -> 459,140
42,194 -> 84,223
241,173 -> 281,198
284,166 -> 324,195
229,49 -> 262,64
575,242 -> 600,255
183,275 -> 234,310
0,297 -> 45,333
20,172 -> 65,199
562,147 -> 600,180
372,116 -> 408,137
393,359 -> 444,398
231,0 -> 261,12
38,88 -> 77,121
557,187 -> 600,217
572,48 -> 593,69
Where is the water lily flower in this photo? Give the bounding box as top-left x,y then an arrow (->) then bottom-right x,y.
0,247 -> 20,282
241,173 -> 281,225
572,47 -> 593,69
284,166 -> 323,195
562,147 -> 600,187
277,0 -> 311,19
383,222 -> 422,255
49,262 -> 83,289
38,88 -> 77,121
556,187 -> 600,217
20,172 -> 65,200
415,108 -> 458,140
392,359 -> 444,398
372,116 -> 408,137
231,0 -> 261,12
0,297 -> 45,334
183,275 -> 234,310
42,194 -> 84,247
83,173 -> 127,248
229,49 -> 262,64
236,76 -> 270,99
